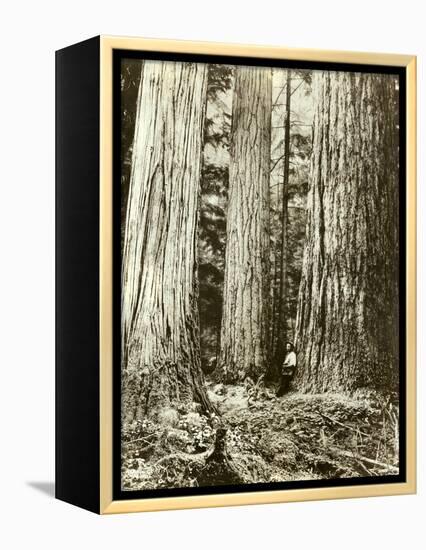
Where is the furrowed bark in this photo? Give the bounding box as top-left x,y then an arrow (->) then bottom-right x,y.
121,60 -> 213,425
294,71 -> 399,393
220,66 -> 272,382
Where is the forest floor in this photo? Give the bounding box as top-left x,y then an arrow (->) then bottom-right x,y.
121,381 -> 400,491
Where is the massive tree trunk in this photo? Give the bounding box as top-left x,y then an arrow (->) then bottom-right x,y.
219,66 -> 272,382
121,60 -> 212,425
294,71 -> 399,393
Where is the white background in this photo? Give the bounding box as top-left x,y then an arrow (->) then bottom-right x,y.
0,0 -> 423,548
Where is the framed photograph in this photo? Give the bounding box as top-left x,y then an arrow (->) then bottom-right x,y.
56,36 -> 416,514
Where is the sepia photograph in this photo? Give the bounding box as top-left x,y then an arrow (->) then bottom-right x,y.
118,55 -> 403,494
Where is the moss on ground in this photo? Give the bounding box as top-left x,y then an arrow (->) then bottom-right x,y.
121,382 -> 399,491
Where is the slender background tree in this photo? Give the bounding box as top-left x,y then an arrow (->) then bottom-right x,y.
274,69 -> 292,363
269,69 -> 312,371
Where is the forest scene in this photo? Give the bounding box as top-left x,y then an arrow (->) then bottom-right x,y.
120,57 -> 401,492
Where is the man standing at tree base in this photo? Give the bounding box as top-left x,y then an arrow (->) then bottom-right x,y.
277,342 -> 297,397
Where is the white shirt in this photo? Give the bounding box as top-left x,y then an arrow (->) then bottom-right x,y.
283,351 -> 297,367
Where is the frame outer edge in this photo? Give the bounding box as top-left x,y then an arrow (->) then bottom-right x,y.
100,35 -> 414,66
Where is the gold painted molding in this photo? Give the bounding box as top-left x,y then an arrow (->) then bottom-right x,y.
99,36 -> 416,514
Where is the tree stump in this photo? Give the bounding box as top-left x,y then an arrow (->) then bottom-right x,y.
197,427 -> 243,486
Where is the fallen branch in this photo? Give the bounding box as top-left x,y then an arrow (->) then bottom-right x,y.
318,412 -> 371,439
124,433 -> 158,446
355,460 -> 373,476
337,449 -> 399,472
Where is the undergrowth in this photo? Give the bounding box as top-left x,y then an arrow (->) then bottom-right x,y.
121,382 -> 400,491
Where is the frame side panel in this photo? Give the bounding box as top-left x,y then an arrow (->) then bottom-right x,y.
55,36 -> 101,513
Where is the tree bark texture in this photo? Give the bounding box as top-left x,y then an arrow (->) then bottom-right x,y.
295,71 -> 399,393
220,66 -> 272,382
121,60 -> 212,425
